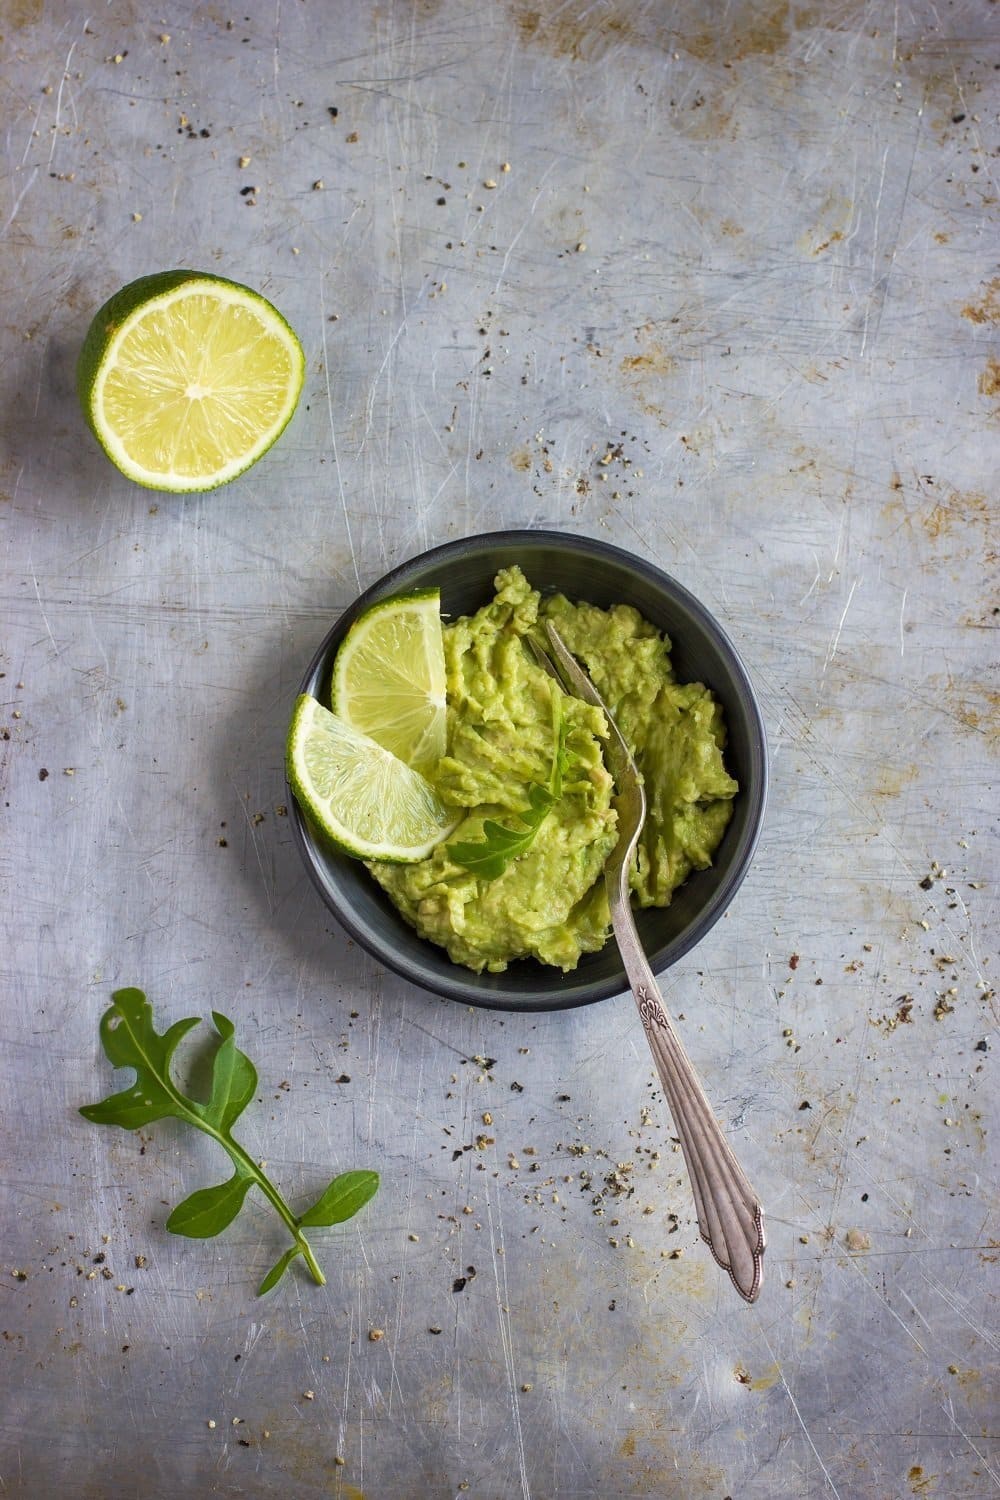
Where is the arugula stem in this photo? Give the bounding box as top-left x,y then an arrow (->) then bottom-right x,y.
210,1131 -> 327,1285
150,1069 -> 325,1286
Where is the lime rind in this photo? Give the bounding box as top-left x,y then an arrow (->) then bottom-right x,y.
287,695 -> 459,863
77,270 -> 305,493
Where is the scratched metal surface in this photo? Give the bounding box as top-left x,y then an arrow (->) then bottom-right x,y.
1,1 -> 997,1497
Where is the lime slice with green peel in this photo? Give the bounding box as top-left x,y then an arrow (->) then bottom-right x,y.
286,694 -> 459,862
332,590 -> 448,776
77,270 -> 305,492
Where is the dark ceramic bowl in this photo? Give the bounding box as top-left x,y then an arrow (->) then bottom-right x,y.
289,531 -> 767,1011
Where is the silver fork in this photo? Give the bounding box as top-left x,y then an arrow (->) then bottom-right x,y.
537,621 -> 765,1303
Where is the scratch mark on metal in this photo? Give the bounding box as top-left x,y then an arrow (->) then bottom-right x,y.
31,575 -> 58,656
821,576 -> 859,679
939,1398 -> 1000,1489
754,1320 -> 844,1498
1,168 -> 39,241
319,270 -> 361,590
484,1179 -> 531,1500
492,157 -> 560,299
46,29 -> 83,169
799,551 -> 821,607
917,1269 -> 1000,1353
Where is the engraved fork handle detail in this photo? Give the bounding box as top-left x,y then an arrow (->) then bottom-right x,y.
608,872 -> 765,1303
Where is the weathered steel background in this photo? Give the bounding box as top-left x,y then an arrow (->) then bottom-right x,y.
1,1 -> 997,1496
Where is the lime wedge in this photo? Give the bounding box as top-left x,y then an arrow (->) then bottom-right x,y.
286,695 -> 459,862
332,590 -> 448,775
77,270 -> 305,492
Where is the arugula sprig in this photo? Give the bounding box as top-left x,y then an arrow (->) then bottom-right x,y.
447,691 -> 570,880
80,988 -> 378,1295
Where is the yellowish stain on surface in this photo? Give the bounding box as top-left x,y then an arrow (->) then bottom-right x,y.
617,1429 -> 727,1497
686,0 -> 790,61
879,485 -> 993,568
618,330 -> 678,423
812,227 -> 844,255
977,356 -> 1000,398
748,1361 -> 782,1392
796,193 -> 853,258
620,349 -> 675,376
735,1361 -> 782,1391
951,688 -> 1000,741
948,1367 -> 990,1410
509,1 -> 667,63
4,0 -> 43,26
509,1 -> 803,99
921,489 -> 990,540
872,763 -> 919,798
961,276 -> 1000,324
908,1464 -> 938,1494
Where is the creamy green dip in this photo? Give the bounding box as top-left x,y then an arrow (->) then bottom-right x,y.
369,567 -> 738,973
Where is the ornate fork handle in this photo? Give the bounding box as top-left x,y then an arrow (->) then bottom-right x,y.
610,889 -> 765,1303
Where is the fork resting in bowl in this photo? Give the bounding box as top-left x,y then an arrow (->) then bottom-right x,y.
537,622 -> 766,1304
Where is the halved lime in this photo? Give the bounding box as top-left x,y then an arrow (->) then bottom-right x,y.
286,695 -> 459,862
332,590 -> 447,775
77,270 -> 305,492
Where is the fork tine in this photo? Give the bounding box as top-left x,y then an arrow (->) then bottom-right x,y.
540,622 -> 602,709
524,633 -> 564,687
542,622 -> 637,792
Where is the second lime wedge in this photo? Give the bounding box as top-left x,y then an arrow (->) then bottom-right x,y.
286,694 -> 459,862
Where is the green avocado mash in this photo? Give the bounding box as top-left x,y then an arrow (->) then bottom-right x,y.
369,567 -> 738,973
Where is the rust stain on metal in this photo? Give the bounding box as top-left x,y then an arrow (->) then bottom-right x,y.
947,686 -> 1000,742
961,277 -> 1000,324
977,356 -> 1000,398
509,1 -> 670,63
620,349 -> 675,376
921,490 -> 990,540
872,763 -> 919,798
908,1464 -> 938,1495
618,330 -> 678,422
6,0 -> 44,25
685,0 -> 790,61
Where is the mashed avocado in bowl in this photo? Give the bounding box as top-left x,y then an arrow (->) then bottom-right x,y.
369,566 -> 738,974
289,531 -> 766,1011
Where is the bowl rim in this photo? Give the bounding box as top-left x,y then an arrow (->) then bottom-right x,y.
288,529 -> 768,1011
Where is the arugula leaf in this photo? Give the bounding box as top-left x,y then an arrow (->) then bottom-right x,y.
166,1174 -> 253,1238
299,1170 -> 380,1228
447,693 -> 569,880
257,1245 -> 301,1297
79,988 -> 201,1130
81,988 -> 379,1294
202,1011 -> 258,1132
